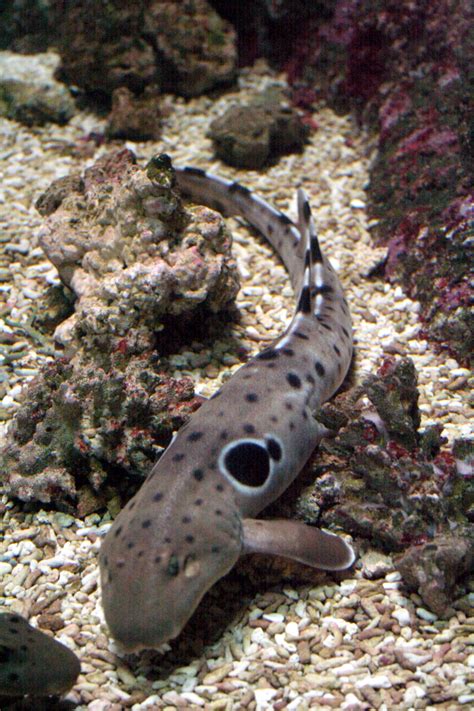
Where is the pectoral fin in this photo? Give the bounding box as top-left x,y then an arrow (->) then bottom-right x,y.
242,518 -> 355,571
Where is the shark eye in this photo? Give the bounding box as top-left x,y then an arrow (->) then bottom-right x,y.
223,441 -> 270,487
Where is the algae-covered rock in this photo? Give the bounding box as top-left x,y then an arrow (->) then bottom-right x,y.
36,150 -> 240,354
289,357 -> 473,615
396,533 -> 473,617
209,86 -> 310,169
0,151 -> 239,515
106,85 -> 162,141
51,0 -> 236,99
0,50 -> 75,126
0,353 -> 203,515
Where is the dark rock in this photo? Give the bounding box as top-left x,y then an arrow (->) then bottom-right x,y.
396,534 -> 474,617
282,356 -> 473,614
0,51 -> 75,126
209,86 -> 309,168
278,0 -> 473,365
50,0 -> 236,99
106,86 -> 162,141
0,357 -> 203,515
144,0 -> 237,97
0,152 -> 240,515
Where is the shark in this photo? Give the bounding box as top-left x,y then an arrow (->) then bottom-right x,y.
0,611 -> 80,698
99,160 -> 356,651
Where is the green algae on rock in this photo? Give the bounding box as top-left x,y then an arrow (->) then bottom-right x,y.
36,149 -> 239,354
50,0 -> 236,98
0,152 -> 240,514
0,612 -> 80,698
0,51 -> 75,126
0,357 -> 203,515
209,86 -> 310,169
289,357 -> 473,615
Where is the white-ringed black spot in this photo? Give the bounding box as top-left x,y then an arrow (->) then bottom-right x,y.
287,372 -> 302,388
266,437 -> 282,461
222,440 -> 270,487
315,361 -> 326,377
188,431 -> 203,442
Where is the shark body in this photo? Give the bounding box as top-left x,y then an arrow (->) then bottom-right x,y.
99,163 -> 355,651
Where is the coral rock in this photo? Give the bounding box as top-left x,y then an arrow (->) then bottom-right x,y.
37,150 -> 239,353
0,50 -> 75,126
209,86 -> 310,169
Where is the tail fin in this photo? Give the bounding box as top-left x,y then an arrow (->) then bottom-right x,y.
295,189 -> 325,317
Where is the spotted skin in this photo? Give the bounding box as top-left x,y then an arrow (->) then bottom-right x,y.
99,165 -> 355,651
0,612 -> 80,697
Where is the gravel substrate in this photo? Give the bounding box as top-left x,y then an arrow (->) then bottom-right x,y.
0,65 -> 472,709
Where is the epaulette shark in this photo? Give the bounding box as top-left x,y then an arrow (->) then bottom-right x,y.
99,162 -> 356,651
0,612 -> 80,697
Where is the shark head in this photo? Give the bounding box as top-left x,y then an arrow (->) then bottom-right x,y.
99,478 -> 243,652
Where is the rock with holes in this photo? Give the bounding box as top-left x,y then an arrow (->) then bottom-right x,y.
283,356 -> 473,615
36,150 -> 240,354
0,612 -> 80,697
208,85 -> 310,169
0,50 -> 75,126
0,354 -> 203,515
50,0 -> 237,98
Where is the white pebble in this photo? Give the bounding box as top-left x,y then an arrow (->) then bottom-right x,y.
404,685 -> 426,704
392,608 -> 411,626
254,688 -> 278,707
356,673 -> 391,689
285,621 -> 300,641
263,612 -> 284,623
350,198 -> 366,209
416,607 -> 438,622
0,561 -> 13,575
